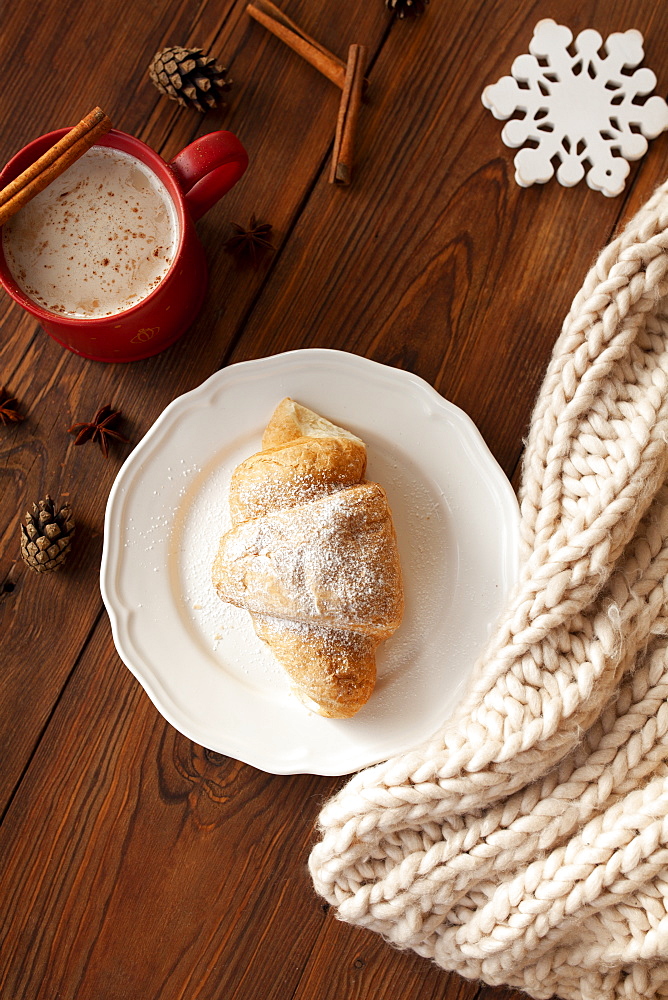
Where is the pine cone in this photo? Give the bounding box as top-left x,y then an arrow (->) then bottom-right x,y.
149,46 -> 232,112
385,0 -> 429,16
20,496 -> 75,573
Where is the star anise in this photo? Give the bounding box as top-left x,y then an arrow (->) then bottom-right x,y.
0,386 -> 25,425
385,0 -> 430,17
67,404 -> 129,459
224,215 -> 275,267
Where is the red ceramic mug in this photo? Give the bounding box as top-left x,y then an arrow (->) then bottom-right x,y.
0,128 -> 248,362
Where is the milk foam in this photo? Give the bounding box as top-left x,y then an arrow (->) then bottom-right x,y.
2,146 -> 178,318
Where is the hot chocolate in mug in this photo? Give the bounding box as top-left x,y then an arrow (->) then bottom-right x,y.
0,127 -> 248,361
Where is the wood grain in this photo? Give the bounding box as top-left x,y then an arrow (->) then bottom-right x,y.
1,1 -> 667,999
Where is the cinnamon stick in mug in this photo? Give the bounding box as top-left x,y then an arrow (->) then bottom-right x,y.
0,108 -> 112,227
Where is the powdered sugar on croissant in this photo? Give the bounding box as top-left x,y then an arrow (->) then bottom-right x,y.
211,398 -> 404,718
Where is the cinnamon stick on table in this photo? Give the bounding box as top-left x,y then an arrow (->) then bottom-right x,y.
247,0 -> 353,91
330,45 -> 367,186
0,107 -> 112,227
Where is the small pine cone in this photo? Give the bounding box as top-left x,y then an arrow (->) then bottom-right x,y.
20,496 -> 75,573
385,0 -> 429,16
149,45 -> 232,112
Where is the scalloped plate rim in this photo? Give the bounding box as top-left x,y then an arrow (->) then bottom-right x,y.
100,349 -> 520,775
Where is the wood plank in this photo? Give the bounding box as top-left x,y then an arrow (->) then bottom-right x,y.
0,625 -> 330,999
0,0 -> 389,812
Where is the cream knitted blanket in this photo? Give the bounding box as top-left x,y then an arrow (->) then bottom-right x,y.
309,180 -> 668,1000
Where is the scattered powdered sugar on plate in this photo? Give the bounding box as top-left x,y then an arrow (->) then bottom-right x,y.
169,437 -> 289,695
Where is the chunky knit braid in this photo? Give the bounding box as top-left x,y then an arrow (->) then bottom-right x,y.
309,180 -> 668,1000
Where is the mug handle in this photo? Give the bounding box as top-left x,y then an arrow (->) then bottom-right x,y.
169,131 -> 248,222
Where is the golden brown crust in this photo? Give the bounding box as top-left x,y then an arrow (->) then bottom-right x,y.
261,397 -> 365,451
228,436 -> 366,523
252,616 -> 377,719
212,398 -> 403,718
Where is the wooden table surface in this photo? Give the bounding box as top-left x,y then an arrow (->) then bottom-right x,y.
2,1 -> 668,998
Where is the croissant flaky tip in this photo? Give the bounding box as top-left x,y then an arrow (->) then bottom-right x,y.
262,397 -> 365,450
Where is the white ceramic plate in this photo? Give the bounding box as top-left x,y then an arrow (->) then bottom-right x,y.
101,349 -> 519,775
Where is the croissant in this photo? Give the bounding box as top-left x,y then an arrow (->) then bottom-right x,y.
211,398 -> 404,718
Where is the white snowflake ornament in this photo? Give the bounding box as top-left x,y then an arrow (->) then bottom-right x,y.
482,19 -> 668,196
